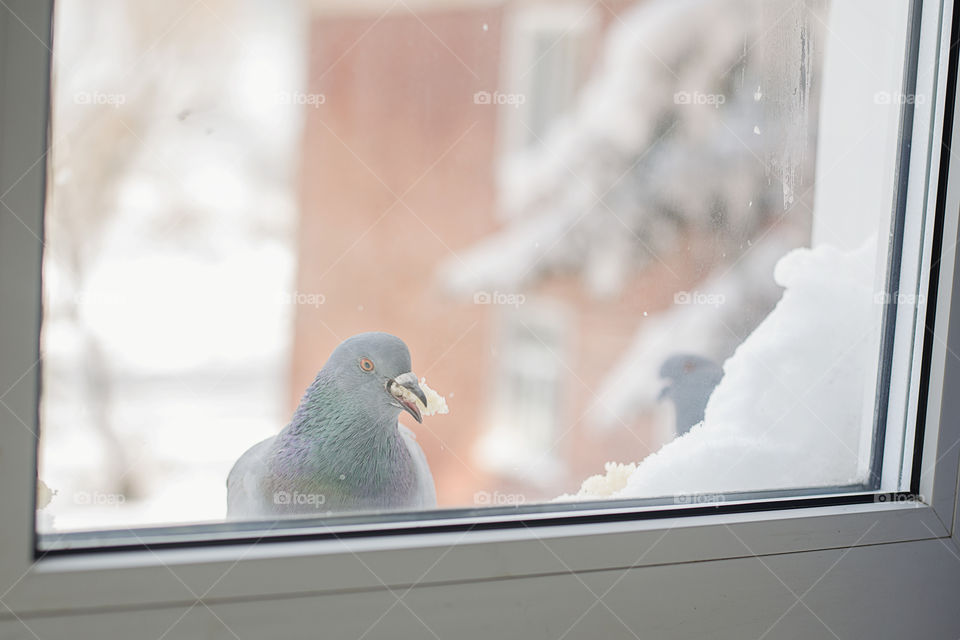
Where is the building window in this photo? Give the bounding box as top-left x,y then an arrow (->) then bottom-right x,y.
474,302 -> 569,485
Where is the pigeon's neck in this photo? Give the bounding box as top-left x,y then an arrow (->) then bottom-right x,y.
290,370 -> 396,433
278,371 -> 408,479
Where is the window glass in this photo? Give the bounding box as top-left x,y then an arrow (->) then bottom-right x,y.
38,0 -> 918,537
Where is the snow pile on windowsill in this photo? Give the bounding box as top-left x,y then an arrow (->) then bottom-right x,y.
564,462 -> 637,500
562,240 -> 882,500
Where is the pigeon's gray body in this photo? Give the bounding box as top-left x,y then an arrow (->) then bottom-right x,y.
227,332 -> 436,519
658,354 -> 724,436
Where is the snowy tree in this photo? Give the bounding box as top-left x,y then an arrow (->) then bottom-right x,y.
438,0 -> 825,429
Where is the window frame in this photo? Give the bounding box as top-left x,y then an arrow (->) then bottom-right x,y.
1,0 -> 959,628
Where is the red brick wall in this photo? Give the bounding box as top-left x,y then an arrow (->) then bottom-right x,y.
292,1 -> 696,506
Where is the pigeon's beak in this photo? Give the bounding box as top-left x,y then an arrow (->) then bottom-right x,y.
388,372 -> 427,424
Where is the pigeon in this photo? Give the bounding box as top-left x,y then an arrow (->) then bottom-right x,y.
227,332 -> 437,519
658,354 -> 724,436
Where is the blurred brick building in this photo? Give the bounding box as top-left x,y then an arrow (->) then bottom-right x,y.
290,0 -> 703,505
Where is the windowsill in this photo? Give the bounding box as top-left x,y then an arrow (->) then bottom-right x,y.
6,496 -> 947,619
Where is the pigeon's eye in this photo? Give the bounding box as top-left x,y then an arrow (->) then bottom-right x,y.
359,358 -> 375,372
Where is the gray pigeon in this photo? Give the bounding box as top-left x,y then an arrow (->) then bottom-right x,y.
227,332 -> 437,519
658,354 -> 724,436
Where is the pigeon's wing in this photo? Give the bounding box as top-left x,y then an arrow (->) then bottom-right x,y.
398,425 -> 437,509
226,436 -> 275,520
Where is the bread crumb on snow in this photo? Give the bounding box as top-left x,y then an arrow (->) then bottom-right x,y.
555,462 -> 637,501
37,479 -> 56,510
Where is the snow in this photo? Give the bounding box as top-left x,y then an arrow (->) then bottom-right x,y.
566,239 -> 883,500
556,462 -> 637,501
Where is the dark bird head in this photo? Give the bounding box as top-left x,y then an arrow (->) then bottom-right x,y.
324,332 -> 428,423
658,353 -> 724,436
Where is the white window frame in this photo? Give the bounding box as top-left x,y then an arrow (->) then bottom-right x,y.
1,0 -> 959,635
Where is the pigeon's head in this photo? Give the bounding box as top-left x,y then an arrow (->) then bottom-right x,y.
658,354 -> 724,402
326,332 -> 428,423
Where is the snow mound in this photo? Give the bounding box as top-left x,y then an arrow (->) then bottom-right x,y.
567,239 -> 882,500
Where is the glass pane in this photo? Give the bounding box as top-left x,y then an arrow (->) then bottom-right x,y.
37,0 -> 917,538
